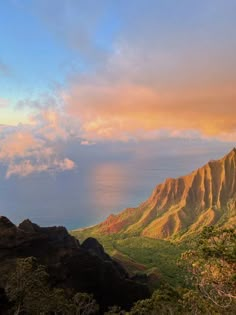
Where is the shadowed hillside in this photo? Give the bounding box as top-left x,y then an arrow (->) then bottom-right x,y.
0,217 -> 149,312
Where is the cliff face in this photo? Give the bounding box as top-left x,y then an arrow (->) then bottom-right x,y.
87,148 -> 236,239
0,217 -> 149,311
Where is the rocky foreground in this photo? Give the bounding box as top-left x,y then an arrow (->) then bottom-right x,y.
0,216 -> 149,312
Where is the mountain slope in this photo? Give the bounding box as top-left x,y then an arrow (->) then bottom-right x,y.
78,148 -> 236,240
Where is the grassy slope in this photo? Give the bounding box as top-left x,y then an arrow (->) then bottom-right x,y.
71,230 -> 186,287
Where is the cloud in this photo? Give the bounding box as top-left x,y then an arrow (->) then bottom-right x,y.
80,140 -> 95,145
6,160 -> 48,178
30,109 -> 69,141
63,78 -> 236,141
6,158 -> 75,178
0,131 -> 42,160
0,120 -> 76,178
58,0 -> 236,142
17,95 -> 81,140
8,1 -> 236,142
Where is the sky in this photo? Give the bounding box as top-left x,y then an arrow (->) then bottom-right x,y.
0,1 -> 235,227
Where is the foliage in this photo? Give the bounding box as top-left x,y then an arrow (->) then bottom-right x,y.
104,305 -> 126,314
4,226 -> 236,314
180,290 -> 220,315
6,257 -> 51,315
5,257 -> 99,315
74,226 -> 236,314
129,297 -> 154,315
73,292 -> 99,315
129,286 -> 222,315
181,226 -> 236,312
130,286 -> 181,314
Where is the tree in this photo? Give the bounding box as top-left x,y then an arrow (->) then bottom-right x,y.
5,257 -> 99,315
49,288 -> 75,314
181,227 -> 236,312
104,305 -> 126,314
5,257 -> 51,315
129,297 -> 154,315
181,289 -> 220,315
130,286 -> 180,315
72,292 -> 99,315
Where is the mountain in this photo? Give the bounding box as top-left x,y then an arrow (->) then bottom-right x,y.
79,148 -> 236,240
0,217 -> 149,312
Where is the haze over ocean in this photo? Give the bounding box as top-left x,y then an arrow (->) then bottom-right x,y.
0,140 -> 233,229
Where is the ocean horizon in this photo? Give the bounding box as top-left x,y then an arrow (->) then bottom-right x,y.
0,146 -> 232,230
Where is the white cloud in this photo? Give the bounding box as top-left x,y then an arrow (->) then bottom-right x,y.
0,117 -> 76,178
6,158 -> 75,178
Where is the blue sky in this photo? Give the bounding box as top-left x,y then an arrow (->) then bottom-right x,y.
0,1 -> 73,102
0,1 -> 235,95
1,0 -> 235,102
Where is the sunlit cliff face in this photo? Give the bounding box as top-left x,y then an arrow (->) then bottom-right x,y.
91,149 -> 236,239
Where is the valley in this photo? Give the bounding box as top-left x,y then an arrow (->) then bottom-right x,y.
72,232 -> 186,288
72,148 -> 236,289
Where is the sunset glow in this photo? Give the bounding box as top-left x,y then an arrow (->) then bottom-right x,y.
0,0 -> 235,227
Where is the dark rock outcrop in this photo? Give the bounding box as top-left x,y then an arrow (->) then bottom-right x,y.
0,217 -> 149,312
81,237 -> 129,279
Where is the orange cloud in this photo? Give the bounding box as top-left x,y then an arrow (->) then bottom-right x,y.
0,131 -> 41,160
6,160 -> 49,178
0,127 -> 76,178
63,81 -> 236,141
6,158 -> 75,178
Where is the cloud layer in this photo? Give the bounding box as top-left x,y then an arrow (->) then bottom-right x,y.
0,111 -> 76,178
0,0 -> 236,178
63,66 -> 236,141
58,0 -> 236,142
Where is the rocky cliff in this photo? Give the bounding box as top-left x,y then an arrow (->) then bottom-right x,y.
81,148 -> 236,239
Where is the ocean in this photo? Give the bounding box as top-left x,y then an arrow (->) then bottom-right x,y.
0,142 -> 232,230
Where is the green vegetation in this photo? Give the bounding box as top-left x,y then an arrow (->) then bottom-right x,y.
1,226 -> 235,314
128,286 -> 221,315
125,226 -> 236,314
4,257 -> 99,315
72,226 -> 236,314
72,231 -> 186,287
181,227 -> 236,310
